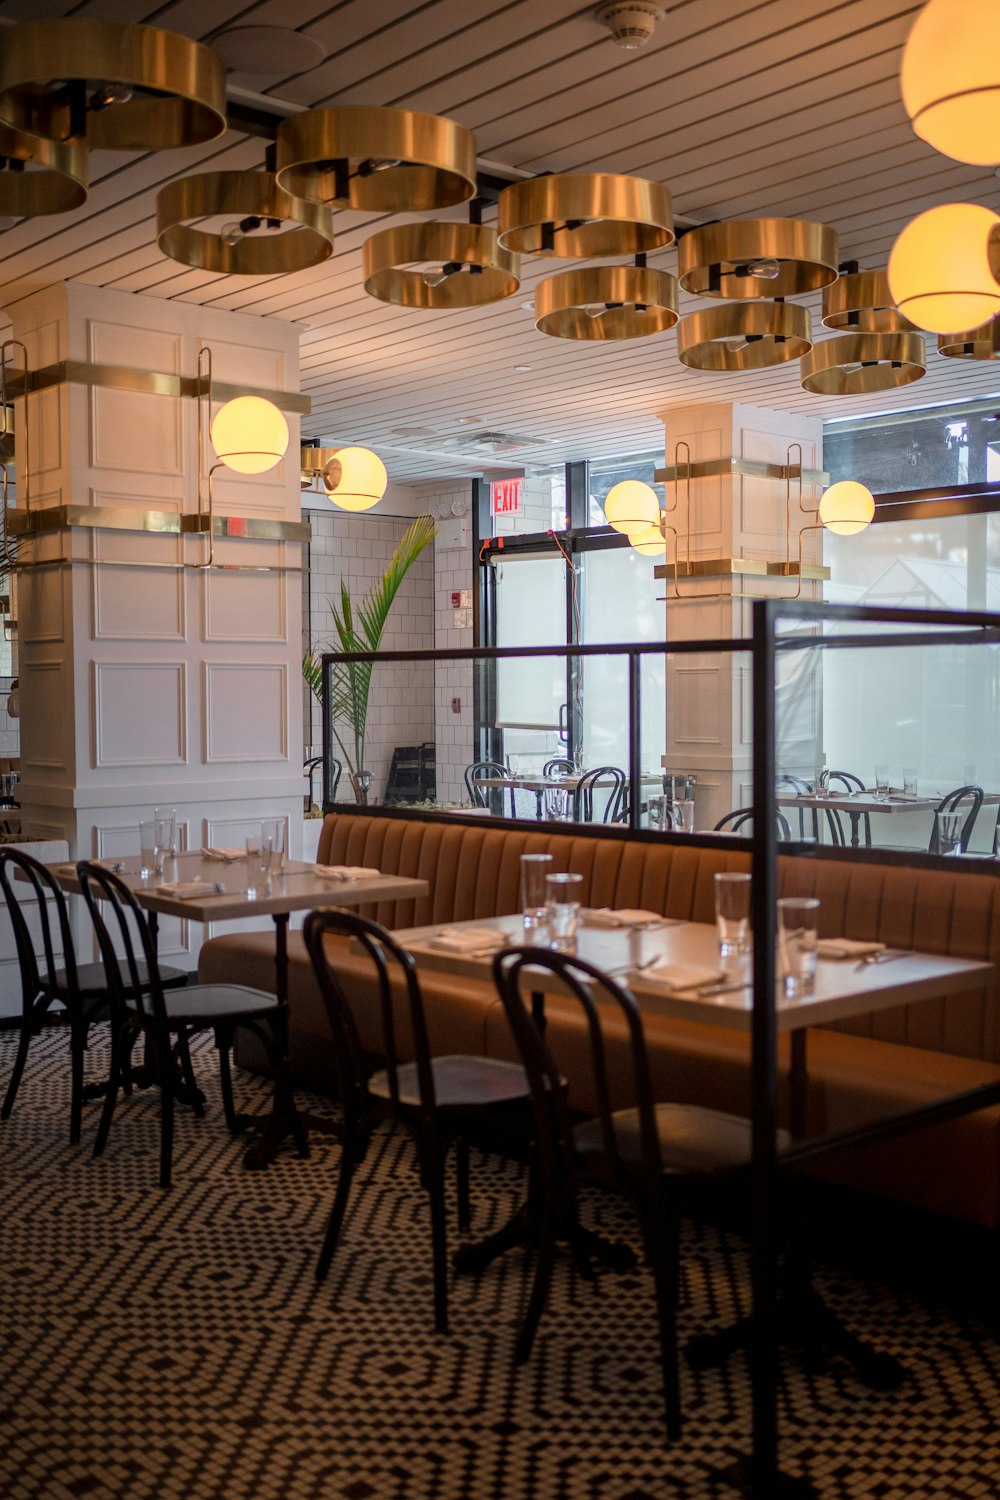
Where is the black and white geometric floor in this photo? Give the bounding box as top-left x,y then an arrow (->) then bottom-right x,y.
2,1026 -> 999,1500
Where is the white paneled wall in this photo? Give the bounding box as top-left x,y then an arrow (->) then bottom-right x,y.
303,508 -> 434,801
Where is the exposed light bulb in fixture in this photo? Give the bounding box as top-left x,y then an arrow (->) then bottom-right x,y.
724,338 -> 749,353
422,268 -> 449,288
221,221 -> 245,247
92,82 -> 134,109
747,259 -> 781,280
371,158 -> 401,171
585,304 -> 607,318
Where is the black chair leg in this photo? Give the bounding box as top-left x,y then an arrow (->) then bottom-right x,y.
159,1069 -> 175,1190
316,1130 -> 360,1282
644,1205 -> 684,1442
93,1026 -> 129,1159
215,1027 -> 240,1133
175,1027 -> 205,1118
455,1136 -> 471,1232
514,1182 -> 564,1365
69,1011 -> 86,1145
424,1152 -> 450,1335
1,1004 -> 38,1121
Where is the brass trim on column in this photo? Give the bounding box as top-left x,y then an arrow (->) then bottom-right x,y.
822,269 -> 916,333
534,265 -> 677,340
653,456 -> 829,485
363,222 -> 520,308
0,124 -> 87,215
800,331 -> 926,395
677,302 -> 811,369
8,505 -> 311,543
0,19 -> 226,150
678,218 -> 839,298
157,171 -> 334,275
276,105 -> 477,211
497,173 -> 674,257
0,360 -> 311,415
938,321 -> 1000,360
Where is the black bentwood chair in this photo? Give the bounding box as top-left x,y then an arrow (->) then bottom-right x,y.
929,784 -> 984,854
0,848 -> 185,1143
820,769 -> 873,848
302,909 -> 531,1334
714,807 -> 793,839
464,758 -> 516,816
77,863 -> 299,1189
575,764 -> 627,824
492,946 -> 775,1441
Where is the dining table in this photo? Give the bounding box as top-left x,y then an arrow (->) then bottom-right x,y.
474,771 -> 663,819
776,789 -> 1000,848
47,850 -> 429,1168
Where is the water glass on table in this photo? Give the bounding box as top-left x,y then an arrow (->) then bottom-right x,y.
874,764 -> 890,800
932,809 -> 964,857
154,807 -> 177,859
777,896 -> 820,996
245,825 -> 272,898
261,818 -> 286,876
139,818 -> 162,880
520,852 -> 554,935
545,872 -> 584,951
543,784 -> 572,822
902,766 -> 918,797
670,798 -> 695,834
714,872 -> 751,958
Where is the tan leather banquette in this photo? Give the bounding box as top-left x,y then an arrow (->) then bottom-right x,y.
198,812 -> 1000,1228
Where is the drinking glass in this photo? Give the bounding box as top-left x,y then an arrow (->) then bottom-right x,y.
933,810 -> 964,857
777,896 -> 820,997
670,798 -> 695,833
874,764 -> 890,800
139,818 -> 161,880
648,793 -> 670,832
902,766 -> 918,797
520,852 -> 554,934
245,825 -> 270,898
154,807 -> 177,858
714,872 -> 751,958
545,872 -> 584,951
543,784 -> 571,822
261,818 -> 286,876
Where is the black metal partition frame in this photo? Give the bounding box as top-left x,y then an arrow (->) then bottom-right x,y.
319,600 -> 1000,1499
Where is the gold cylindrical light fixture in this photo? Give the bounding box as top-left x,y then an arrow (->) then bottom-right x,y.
0,124 -> 87,216
0,19 -> 226,150
938,321 -> 1000,359
822,270 -> 916,333
497,173 -> 674,257
363,223 -> 520,308
157,171 -> 335,275
534,265 -> 677,340
678,217 -> 839,299
800,332 -> 926,395
276,105 -> 477,212
677,302 -> 812,370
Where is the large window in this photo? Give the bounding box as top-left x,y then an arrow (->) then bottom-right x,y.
825,397 -> 1000,493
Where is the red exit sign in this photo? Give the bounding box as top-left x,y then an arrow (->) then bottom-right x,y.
490,477 -> 523,516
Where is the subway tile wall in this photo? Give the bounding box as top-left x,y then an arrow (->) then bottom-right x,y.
416,483 -> 475,806
303,509 -> 435,803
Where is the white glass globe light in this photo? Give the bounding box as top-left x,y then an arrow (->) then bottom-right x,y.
818,480 -> 875,536
323,446 -> 389,512
627,521 -> 667,557
901,0 -> 1000,166
210,395 -> 289,474
888,203 -> 1000,334
604,479 -> 660,535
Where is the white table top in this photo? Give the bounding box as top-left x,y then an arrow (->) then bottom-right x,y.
48,852 -> 428,923
394,914 -> 992,1035
474,773 -> 662,792
777,790 -> 1000,816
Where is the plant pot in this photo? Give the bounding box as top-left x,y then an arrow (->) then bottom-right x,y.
350,770 -> 375,806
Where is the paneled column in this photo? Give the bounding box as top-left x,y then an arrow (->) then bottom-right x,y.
658,402 -> 825,829
10,282 -> 304,969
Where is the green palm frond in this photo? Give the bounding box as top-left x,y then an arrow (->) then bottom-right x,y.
304,513 -> 436,779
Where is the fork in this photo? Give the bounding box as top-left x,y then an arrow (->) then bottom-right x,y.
853,949 -> 912,971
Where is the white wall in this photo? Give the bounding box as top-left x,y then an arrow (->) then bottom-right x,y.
418,481 -> 475,805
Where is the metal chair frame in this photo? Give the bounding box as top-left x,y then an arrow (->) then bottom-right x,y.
714,808 -> 793,839
930,784 -> 984,854
575,764 -> 627,824
464,758 -> 515,817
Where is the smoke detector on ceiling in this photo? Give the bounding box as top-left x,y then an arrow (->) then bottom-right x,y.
596,3 -> 663,49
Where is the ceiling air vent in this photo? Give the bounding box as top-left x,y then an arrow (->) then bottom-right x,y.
442,430 -> 547,454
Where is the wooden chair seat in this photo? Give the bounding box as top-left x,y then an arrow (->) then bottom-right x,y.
574,1102 -> 790,1173
370,1054 -> 529,1111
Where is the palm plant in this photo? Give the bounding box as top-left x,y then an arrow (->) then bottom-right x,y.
303,514 -> 436,797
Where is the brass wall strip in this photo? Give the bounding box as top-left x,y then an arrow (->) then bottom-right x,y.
3,361 -> 312,415
653,457 -> 828,485
9,505 -> 311,542
13,556 -> 303,575
653,557 -> 769,580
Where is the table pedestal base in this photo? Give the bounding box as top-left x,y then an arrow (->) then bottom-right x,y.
712,1457 -> 819,1499
452,1200 -> 636,1277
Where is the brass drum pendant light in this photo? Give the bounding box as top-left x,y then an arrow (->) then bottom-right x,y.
938,321 -> 1000,359
276,106 -> 477,212
0,124 -> 87,216
534,264 -> 677,340
157,172 -> 335,275
497,173 -> 674,257
363,223 -> 519,308
800,331 -> 926,395
678,218 -> 839,299
0,19 -> 226,151
677,302 -> 811,370
822,270 -> 916,333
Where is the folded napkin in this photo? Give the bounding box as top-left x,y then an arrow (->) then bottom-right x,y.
313,864 -> 381,882
638,963 -> 724,992
155,880 -> 220,900
816,937 -> 886,960
200,846 -> 245,862
55,857 -> 123,877
424,926 -> 508,954
585,907 -> 667,929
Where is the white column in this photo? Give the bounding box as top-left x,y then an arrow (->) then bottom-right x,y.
658,402 -> 824,828
10,282 -> 304,968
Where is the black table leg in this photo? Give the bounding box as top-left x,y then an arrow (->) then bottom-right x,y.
849,811 -> 861,848
242,913 -> 310,1170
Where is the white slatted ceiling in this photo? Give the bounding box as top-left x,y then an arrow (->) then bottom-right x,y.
0,0 -> 998,481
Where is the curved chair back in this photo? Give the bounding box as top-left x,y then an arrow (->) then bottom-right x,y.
542,757 -> 575,777
303,908 -> 437,1116
76,864 -> 166,1028
493,947 -> 663,1195
930,784 -> 984,854
776,775 -> 819,841
464,759 -> 511,812
714,808 -> 792,839
575,764 -> 627,824
0,847 -> 78,1007
819,769 -> 871,846
822,769 -> 865,794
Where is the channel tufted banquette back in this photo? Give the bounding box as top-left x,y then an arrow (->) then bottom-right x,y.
318,812 -> 1000,1065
